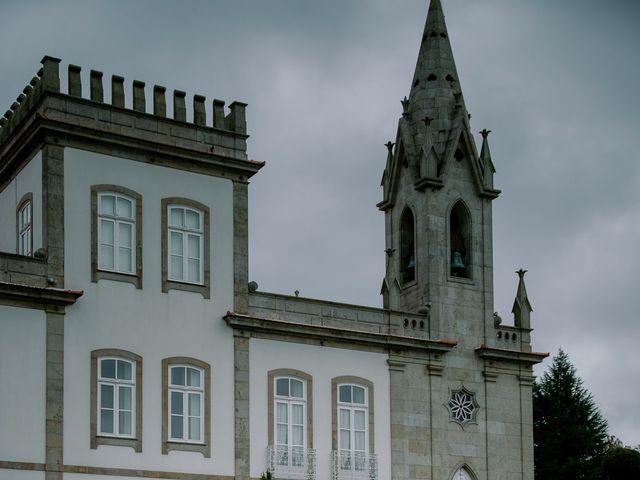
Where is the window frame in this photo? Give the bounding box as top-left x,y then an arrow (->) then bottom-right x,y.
91,185 -> 143,289
331,376 -> 374,465
162,357 -> 211,457
90,349 -> 143,452
161,198 -> 210,298
267,369 -> 313,453
16,192 -> 33,256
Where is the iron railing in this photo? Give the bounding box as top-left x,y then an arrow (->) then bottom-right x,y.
267,445 -> 316,480
331,451 -> 378,480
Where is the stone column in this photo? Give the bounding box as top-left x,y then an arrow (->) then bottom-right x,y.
234,333 -> 250,480
45,307 -> 65,480
42,143 -> 65,287
233,181 -> 249,314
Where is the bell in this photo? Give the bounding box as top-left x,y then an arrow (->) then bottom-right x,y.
451,251 -> 465,269
407,256 -> 415,269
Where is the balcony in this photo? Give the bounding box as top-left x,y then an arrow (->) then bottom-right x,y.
267,445 -> 316,480
331,451 -> 378,480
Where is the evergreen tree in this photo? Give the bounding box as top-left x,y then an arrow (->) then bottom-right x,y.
533,349 -> 608,480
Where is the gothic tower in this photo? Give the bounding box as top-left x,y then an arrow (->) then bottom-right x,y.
378,0 -> 499,345
380,1 -> 546,479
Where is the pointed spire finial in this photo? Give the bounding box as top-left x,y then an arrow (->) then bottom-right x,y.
480,128 -> 491,139
512,268 -> 532,329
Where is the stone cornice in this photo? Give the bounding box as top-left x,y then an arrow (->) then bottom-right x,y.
224,311 -> 457,354
0,281 -> 82,308
0,93 -> 264,189
475,345 -> 548,366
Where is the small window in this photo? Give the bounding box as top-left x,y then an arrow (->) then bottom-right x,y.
169,365 -> 204,443
17,193 -> 33,256
399,207 -> 416,285
162,357 -> 211,457
168,206 -> 204,284
161,198 -> 210,298
450,200 -> 471,278
90,349 -> 142,452
98,192 -> 135,273
91,185 -> 142,288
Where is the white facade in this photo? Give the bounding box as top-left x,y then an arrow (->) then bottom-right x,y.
62,148 -> 236,475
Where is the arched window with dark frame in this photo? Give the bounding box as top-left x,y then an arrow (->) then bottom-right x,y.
399,207 -> 416,284
450,200 -> 471,278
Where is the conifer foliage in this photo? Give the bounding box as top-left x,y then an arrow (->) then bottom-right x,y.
533,349 -> 608,480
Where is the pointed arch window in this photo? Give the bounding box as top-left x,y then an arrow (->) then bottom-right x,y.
399,207 -> 416,285
450,201 -> 471,278
453,466 -> 475,480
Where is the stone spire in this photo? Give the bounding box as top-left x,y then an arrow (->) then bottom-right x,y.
408,0 -> 463,132
512,269 -> 533,329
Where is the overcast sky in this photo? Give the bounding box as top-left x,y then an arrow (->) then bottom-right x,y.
1,0 -> 639,446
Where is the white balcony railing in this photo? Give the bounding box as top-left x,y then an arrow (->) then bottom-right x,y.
331,451 -> 378,480
267,445 -> 316,480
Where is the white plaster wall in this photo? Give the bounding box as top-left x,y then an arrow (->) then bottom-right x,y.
0,470 -> 44,480
0,306 -> 46,463
249,339 -> 391,480
0,152 -> 42,253
63,148 -> 235,475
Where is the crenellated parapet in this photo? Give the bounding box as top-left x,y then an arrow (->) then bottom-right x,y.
0,56 -> 262,184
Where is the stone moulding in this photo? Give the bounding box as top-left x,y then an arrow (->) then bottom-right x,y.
0,280 -> 82,308
224,311 -> 457,354
475,345 -> 548,366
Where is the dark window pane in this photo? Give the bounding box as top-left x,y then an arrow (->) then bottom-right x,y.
276,378 -> 289,396
171,366 -> 185,386
101,359 -> 116,378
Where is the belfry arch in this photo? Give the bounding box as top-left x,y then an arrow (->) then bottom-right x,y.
399,206 -> 416,285
449,200 -> 471,278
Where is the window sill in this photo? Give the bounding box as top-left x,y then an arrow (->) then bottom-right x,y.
447,274 -> 474,285
163,440 -> 210,458
92,268 -> 142,289
163,279 -> 210,299
92,435 -> 141,453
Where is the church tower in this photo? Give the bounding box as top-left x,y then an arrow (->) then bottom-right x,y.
380,2 -> 546,479
379,0 -> 499,345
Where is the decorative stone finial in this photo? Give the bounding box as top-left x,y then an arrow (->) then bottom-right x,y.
401,96 -> 410,117
512,268 -> 532,329
480,128 -> 491,139
385,141 -> 395,154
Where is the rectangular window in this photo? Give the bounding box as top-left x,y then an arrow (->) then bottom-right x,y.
167,205 -> 203,284
17,194 -> 33,256
91,186 -> 142,289
274,377 -> 306,468
98,193 -> 135,274
332,379 -> 376,478
168,365 -> 204,443
91,350 -> 142,452
161,198 -> 210,298
98,357 -> 136,438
